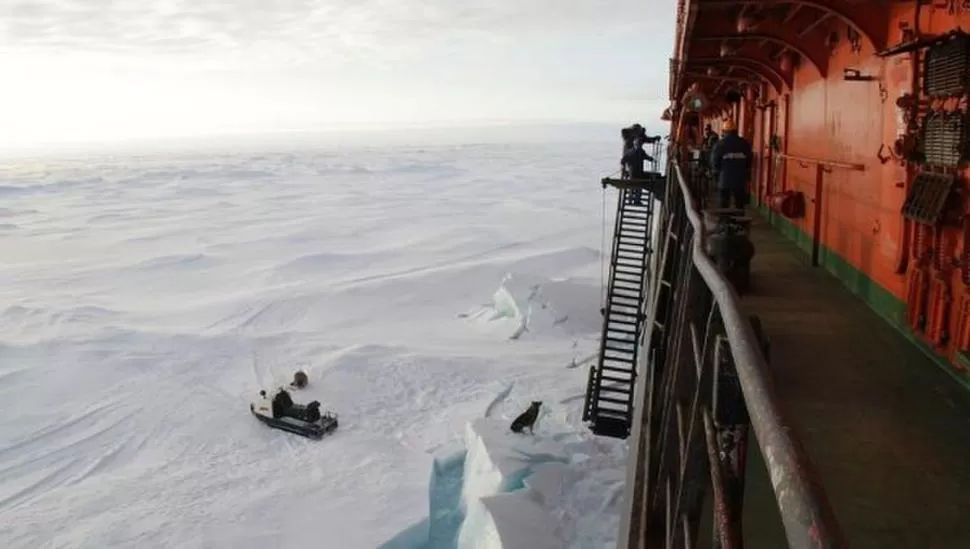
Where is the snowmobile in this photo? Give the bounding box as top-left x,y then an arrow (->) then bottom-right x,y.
250,387 -> 338,439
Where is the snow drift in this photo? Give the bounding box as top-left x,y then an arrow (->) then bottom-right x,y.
462,272 -> 601,341
383,419 -> 578,549
1,135 -> 630,549
457,419 -> 569,549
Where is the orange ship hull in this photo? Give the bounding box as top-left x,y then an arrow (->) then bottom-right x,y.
669,1 -> 970,385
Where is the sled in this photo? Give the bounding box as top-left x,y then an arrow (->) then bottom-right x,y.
250,388 -> 339,440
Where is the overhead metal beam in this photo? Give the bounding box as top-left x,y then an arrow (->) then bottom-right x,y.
695,33 -> 828,77
685,55 -> 789,93
697,0 -> 888,50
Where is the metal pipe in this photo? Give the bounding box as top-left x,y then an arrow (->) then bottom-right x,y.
812,165 -> 826,266
772,154 -> 864,267
775,152 -> 866,171
704,409 -> 741,549
684,72 -> 760,84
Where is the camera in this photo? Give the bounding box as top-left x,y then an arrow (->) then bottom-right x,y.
623,124 -> 661,144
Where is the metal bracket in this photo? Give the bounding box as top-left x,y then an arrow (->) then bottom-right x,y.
844,68 -> 877,81
877,144 -> 893,164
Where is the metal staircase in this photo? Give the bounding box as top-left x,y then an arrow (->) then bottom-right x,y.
583,178 -> 659,439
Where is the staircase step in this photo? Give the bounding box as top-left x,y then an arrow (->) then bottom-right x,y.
606,326 -> 638,336
603,349 -> 636,359
602,368 -> 634,378
614,269 -> 645,279
602,360 -> 636,370
616,246 -> 648,255
600,375 -> 633,385
601,368 -> 635,378
618,231 -> 647,240
603,343 -> 636,354
615,246 -> 647,255
616,246 -> 647,255
603,358 -> 634,368
612,274 -> 643,283
599,385 -> 633,395
613,270 -> 643,280
615,256 -> 646,265
612,282 -> 642,293
602,353 -> 636,363
597,395 -> 631,406
607,317 -> 637,327
606,327 -> 641,338
594,409 -> 630,421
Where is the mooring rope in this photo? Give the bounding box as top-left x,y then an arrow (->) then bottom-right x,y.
599,169 -> 620,308
600,185 -> 608,308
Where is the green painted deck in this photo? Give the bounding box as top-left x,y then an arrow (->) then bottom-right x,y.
735,214 -> 970,548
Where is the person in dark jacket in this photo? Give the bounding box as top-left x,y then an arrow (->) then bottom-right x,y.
710,119 -> 752,209
620,126 -> 634,179
620,125 -> 644,205
702,124 -> 719,150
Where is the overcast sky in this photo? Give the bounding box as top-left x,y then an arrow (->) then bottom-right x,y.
0,1 -> 675,149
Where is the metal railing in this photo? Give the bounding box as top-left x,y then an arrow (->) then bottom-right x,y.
774,153 -> 866,267
618,155 -> 846,548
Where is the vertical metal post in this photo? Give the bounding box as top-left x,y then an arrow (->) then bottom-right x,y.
811,164 -> 826,267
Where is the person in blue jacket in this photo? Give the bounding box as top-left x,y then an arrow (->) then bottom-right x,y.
709,119 -> 753,209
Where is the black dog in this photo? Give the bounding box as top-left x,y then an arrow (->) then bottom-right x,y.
510,401 -> 542,434
290,370 -> 308,389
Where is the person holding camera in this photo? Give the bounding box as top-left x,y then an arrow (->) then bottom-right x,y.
620,124 -> 659,205
620,126 -> 635,179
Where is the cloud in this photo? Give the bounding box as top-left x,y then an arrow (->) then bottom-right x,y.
0,0 -> 649,66
0,1 -> 675,148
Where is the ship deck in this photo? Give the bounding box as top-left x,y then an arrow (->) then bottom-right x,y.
734,213 -> 970,549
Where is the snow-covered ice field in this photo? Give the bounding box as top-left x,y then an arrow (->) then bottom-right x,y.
0,128 -> 636,548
